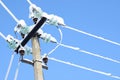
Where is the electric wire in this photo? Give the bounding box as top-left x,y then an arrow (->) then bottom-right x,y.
49,57 -> 120,80
14,61 -> 21,80
0,2 -> 21,79
0,0 -> 19,23
47,28 -> 63,55
0,1 -> 20,40
0,32 -> 6,40
27,0 -> 33,5
4,52 -> 15,80
63,25 -> 120,46
57,43 -> 120,64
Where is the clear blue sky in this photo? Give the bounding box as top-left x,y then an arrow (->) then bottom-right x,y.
0,0 -> 120,80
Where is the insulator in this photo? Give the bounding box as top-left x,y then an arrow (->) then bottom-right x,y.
29,4 -> 65,26
6,35 -> 14,42
41,33 -> 57,43
47,14 -> 65,26
25,46 -> 32,55
29,4 -> 43,19
14,20 -> 30,35
44,33 -> 51,43
42,54 -> 48,65
19,47 -> 25,56
6,35 -> 19,50
36,28 -> 43,37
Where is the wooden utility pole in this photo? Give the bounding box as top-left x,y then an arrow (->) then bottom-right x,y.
32,35 -> 44,80
31,18 -> 46,80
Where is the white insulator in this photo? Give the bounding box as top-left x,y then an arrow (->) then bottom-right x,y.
50,36 -> 57,43
47,14 -> 65,26
48,14 -> 58,26
14,20 -> 29,35
25,46 -> 32,55
29,4 -> 43,19
41,33 -> 50,42
37,28 -> 44,36
40,32 -> 46,38
56,16 -> 65,26
29,4 -> 65,26
45,33 -> 51,42
41,33 -> 57,43
14,20 -> 26,32
18,20 -> 27,27
6,35 -> 14,42
6,35 -> 19,43
6,35 -> 20,50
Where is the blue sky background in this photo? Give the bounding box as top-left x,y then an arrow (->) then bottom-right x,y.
0,0 -> 120,80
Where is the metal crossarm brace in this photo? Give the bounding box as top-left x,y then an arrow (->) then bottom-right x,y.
20,59 -> 48,70
15,17 -> 47,53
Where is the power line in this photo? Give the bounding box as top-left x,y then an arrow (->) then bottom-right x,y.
27,0 -> 33,5
14,61 -> 21,80
49,57 -> 120,80
0,32 -> 6,40
57,43 -> 120,64
47,28 -> 63,55
62,25 -> 120,46
0,0 -> 19,23
4,52 -> 15,80
80,50 -> 120,63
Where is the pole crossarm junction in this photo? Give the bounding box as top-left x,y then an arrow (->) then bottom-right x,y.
15,17 -> 47,53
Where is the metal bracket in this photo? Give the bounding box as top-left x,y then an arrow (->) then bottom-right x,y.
33,59 -> 42,63
21,58 -> 33,66
33,59 -> 48,70
21,58 -> 48,70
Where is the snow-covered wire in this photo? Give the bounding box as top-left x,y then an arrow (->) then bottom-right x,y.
14,61 -> 21,80
49,57 -> 120,80
47,28 -> 63,55
79,50 -> 120,63
4,52 -> 15,80
57,43 -> 120,64
63,25 -> 120,46
0,0 -> 19,23
27,0 -> 33,5
0,32 -> 6,40
0,0 -> 21,40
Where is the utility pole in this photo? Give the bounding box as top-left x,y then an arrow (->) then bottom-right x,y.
32,18 -> 44,80
32,35 -> 43,80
